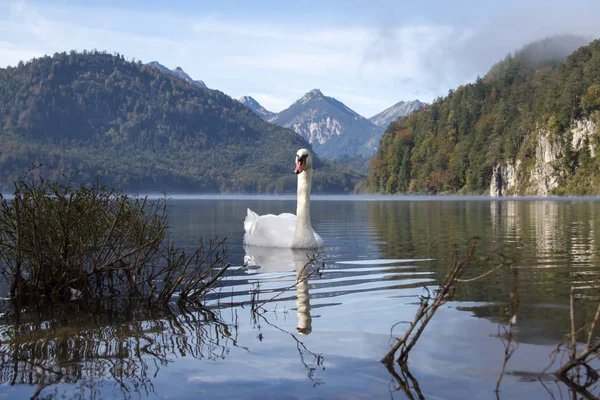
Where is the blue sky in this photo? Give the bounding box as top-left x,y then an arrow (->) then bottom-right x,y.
1,0 -> 599,117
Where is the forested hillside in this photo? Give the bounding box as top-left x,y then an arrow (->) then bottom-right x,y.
0,51 -> 362,193
367,36 -> 600,195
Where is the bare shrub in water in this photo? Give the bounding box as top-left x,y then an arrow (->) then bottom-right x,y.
383,240 -> 600,397
0,170 -> 229,305
550,285 -> 600,396
382,239 -> 519,395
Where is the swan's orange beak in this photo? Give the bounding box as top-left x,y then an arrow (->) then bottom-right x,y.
294,159 -> 305,174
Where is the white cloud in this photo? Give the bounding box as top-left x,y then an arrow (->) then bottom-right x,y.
1,0 -> 599,117
225,52 -> 356,75
192,16 -> 370,47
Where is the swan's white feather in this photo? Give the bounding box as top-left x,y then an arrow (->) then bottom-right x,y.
243,208 -> 259,233
243,208 -> 299,248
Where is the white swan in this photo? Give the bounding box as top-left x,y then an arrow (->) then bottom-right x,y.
243,148 -> 324,249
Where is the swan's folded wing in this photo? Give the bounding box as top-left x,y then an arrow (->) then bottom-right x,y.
277,213 -> 296,219
243,213 -> 297,247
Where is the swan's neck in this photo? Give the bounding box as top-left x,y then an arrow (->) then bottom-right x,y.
295,169 -> 312,234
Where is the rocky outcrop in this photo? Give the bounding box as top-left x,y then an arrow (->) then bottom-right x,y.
490,161 -> 519,196
571,119 -> 596,157
302,117 -> 343,145
530,132 -> 563,196
490,118 -> 597,196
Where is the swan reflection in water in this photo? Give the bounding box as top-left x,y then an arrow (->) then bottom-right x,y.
295,258 -> 312,335
243,246 -> 319,335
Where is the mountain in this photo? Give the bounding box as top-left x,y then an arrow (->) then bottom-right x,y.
369,100 -> 426,128
147,61 -> 208,89
0,51 -> 363,194
238,91 -> 423,159
238,96 -> 276,120
269,89 -> 385,159
367,35 -> 600,196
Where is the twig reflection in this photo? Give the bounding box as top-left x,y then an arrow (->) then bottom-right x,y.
253,310 -> 325,387
0,301 -> 239,399
385,361 -> 424,400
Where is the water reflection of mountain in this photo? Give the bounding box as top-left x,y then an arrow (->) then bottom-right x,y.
0,303 -> 236,398
368,200 -> 600,343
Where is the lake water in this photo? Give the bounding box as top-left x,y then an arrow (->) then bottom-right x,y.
2,196 -> 600,399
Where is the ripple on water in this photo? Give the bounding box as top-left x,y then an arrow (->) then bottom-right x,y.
335,258 -> 435,265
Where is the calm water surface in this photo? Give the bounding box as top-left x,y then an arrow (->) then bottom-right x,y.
2,196 -> 600,399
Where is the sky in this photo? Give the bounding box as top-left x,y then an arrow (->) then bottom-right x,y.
1,0 -> 600,118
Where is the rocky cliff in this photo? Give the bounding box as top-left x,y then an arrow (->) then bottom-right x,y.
490,118 -> 598,196
367,36 -> 599,196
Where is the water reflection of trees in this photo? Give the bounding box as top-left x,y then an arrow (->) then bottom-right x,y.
368,200 -> 600,341
0,302 -> 238,398
373,200 -> 600,398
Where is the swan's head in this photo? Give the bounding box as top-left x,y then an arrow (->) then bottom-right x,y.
294,148 -> 312,174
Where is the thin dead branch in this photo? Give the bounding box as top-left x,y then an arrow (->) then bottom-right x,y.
548,282 -> 600,397
495,266 -> 520,392
381,240 -> 478,366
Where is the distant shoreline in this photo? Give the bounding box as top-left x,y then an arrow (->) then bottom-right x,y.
4,193 -> 600,202
120,194 -> 600,202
